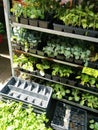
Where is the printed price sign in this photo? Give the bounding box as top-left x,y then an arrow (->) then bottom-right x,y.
82,67 -> 98,78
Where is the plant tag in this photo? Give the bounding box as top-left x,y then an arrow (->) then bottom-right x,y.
40,70 -> 45,76
82,67 -> 98,78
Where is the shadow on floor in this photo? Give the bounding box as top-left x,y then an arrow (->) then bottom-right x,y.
0,34 -> 11,87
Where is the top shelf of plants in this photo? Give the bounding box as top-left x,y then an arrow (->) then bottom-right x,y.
10,0 -> 98,43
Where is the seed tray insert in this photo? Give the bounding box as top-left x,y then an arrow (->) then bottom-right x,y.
0,77 -> 52,112
51,101 -> 87,130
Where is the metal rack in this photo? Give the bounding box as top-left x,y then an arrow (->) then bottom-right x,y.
3,0 -> 98,115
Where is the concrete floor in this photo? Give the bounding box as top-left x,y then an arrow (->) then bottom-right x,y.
0,34 -> 11,88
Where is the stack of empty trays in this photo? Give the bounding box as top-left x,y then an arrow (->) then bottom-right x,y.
0,77 -> 52,113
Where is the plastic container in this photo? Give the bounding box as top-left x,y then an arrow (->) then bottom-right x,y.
0,76 -> 52,113
51,101 -> 87,130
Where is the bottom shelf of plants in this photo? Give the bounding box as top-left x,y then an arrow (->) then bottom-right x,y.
0,100 -> 53,130
0,98 -> 98,130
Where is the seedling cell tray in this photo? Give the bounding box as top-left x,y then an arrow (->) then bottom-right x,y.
0,77 -> 52,113
51,101 -> 87,130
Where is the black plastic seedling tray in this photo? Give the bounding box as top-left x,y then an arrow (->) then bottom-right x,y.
51,101 -> 87,130
0,77 -> 52,113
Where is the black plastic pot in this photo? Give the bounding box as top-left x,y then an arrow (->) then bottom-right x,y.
53,23 -> 65,31
86,29 -> 98,38
65,57 -> 73,63
10,15 -> 19,23
56,55 -> 65,61
29,18 -> 38,27
88,61 -> 96,69
20,17 -> 29,25
29,48 -> 37,54
38,20 -> 50,29
37,50 -> 44,56
45,74 -> 51,80
52,76 -> 60,82
74,59 -> 83,65
60,77 -> 68,84
53,23 -> 75,33
74,27 -> 85,35
67,79 -> 77,86
64,25 -> 74,33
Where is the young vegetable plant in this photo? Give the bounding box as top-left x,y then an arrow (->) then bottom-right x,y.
89,119 -> 98,130
80,93 -> 98,109
43,42 -> 56,57
59,4 -> 98,30
68,89 -> 80,102
51,83 -> 70,99
13,54 -> 37,72
0,101 -> 52,130
10,2 -> 23,21
76,73 -> 98,88
52,64 -> 73,78
36,60 -> 50,76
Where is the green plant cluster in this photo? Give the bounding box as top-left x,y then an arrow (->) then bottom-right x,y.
76,73 -> 98,88
43,39 -> 91,65
14,53 -> 98,89
0,101 -> 52,130
13,54 -> 37,72
68,90 -> 98,109
59,4 -> 98,30
51,83 -> 70,99
11,27 -> 41,51
11,0 -> 71,21
47,82 -> 98,109
89,119 -> 98,130
11,0 -> 98,30
80,93 -> 98,109
13,54 -> 74,78
52,64 -> 73,77
11,0 -> 45,21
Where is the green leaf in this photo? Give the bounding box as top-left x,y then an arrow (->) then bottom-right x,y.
80,100 -> 85,106
68,97 -> 73,101
89,124 -> 94,129
89,120 -> 94,124
96,23 -> 98,29
75,96 -> 80,101
65,89 -> 70,94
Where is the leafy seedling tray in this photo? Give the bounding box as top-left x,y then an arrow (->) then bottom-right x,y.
0,76 -> 52,113
51,101 -> 87,130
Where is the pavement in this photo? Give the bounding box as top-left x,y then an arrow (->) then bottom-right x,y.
0,34 -> 11,89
